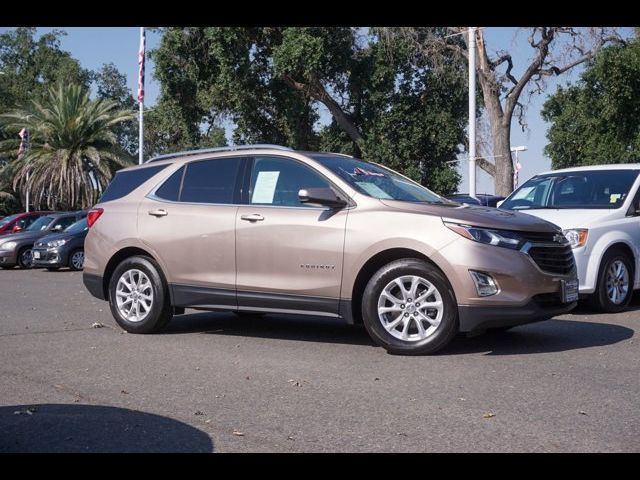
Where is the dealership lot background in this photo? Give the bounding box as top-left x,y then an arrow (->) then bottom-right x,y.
1,270 -> 638,452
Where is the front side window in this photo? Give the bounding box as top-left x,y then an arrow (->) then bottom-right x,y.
249,157 -> 330,207
501,170 -> 640,210
180,158 -> 241,204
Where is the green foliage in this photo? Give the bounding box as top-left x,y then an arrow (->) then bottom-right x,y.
151,27 -> 467,194
0,27 -> 91,113
542,39 -> 640,169
0,83 -> 135,210
93,63 -> 138,156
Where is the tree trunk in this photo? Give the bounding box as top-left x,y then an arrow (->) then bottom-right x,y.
492,121 -> 514,197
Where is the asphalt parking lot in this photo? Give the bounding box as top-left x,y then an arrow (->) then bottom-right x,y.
0,268 -> 638,452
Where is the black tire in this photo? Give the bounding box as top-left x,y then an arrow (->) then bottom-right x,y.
17,246 -> 33,269
590,249 -> 634,313
361,258 -> 459,355
46,267 -> 60,272
68,249 -> 84,271
108,255 -> 173,334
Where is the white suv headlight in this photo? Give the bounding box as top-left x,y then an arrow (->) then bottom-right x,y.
0,241 -> 17,250
563,229 -> 589,249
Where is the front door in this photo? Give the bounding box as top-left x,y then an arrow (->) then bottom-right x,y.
138,157 -> 245,309
235,156 -> 348,316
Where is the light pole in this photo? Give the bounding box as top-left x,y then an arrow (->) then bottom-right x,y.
510,145 -> 527,190
468,27 -> 477,200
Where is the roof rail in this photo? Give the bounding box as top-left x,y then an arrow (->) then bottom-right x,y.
145,144 -> 294,163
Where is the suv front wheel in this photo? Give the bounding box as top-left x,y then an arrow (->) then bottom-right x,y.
108,256 -> 173,333
362,259 -> 459,355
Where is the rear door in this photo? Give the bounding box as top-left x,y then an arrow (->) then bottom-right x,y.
235,155 -> 348,316
138,157 -> 246,309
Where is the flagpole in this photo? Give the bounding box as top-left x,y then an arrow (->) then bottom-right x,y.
138,27 -> 145,165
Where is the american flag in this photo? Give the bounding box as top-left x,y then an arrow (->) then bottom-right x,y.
513,156 -> 522,189
137,28 -> 145,104
18,128 -> 29,156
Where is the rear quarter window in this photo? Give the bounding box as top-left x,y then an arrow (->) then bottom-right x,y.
99,165 -> 167,203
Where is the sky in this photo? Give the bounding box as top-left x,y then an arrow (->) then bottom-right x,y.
0,27 -> 631,194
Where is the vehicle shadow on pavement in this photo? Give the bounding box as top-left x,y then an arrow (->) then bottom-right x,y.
571,291 -> 640,315
0,404 -> 214,453
165,312 -> 634,355
443,319 -> 634,356
165,311 -> 377,347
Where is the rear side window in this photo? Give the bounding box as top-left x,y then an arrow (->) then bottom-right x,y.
155,166 -> 185,202
180,158 -> 241,204
99,165 -> 167,203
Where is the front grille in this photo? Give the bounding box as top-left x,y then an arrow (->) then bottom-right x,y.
519,231 -> 560,243
527,245 -> 575,275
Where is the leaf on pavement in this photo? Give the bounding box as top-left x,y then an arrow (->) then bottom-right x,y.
91,322 -> 104,328
483,412 -> 496,418
232,429 -> 245,436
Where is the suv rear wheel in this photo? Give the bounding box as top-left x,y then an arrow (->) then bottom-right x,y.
361,259 -> 458,355
108,256 -> 173,333
590,249 -> 634,313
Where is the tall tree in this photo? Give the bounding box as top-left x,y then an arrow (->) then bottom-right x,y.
93,63 -> 138,156
390,27 -> 625,195
0,83 -> 135,210
542,38 -> 640,168
151,27 -> 468,194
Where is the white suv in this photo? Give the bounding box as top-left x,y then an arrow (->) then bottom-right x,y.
500,164 -> 640,312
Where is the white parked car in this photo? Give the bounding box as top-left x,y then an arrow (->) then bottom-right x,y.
500,164 -> 640,312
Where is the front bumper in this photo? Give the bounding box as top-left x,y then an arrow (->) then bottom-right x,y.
0,249 -> 18,267
458,296 -> 577,333
31,247 -> 66,268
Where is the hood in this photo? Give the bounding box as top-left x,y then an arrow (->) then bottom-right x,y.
0,229 -> 53,243
509,208 -> 617,229
36,230 -> 86,246
380,200 -> 561,233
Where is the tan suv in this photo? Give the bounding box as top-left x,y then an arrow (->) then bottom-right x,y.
83,145 -> 578,354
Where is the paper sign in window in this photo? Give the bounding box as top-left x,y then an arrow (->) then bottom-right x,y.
252,171 -> 280,204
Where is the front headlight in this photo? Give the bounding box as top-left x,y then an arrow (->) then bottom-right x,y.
444,222 -> 525,250
46,239 -> 67,248
563,229 -> 588,249
0,241 -> 17,251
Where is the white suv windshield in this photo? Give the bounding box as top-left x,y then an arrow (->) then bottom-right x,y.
501,170 -> 640,210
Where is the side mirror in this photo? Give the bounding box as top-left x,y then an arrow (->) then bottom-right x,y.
12,225 -> 22,233
298,188 -> 348,208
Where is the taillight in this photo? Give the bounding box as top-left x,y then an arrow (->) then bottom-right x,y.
87,208 -> 104,228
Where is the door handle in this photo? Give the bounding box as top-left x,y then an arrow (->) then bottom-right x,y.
240,213 -> 265,222
148,209 -> 168,217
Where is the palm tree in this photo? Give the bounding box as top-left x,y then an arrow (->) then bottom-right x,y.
0,83 -> 135,210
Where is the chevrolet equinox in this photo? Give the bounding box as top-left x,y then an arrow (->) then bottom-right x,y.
83,145 -> 578,354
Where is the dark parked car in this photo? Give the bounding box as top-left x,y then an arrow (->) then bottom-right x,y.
0,211 -> 53,236
32,217 -> 89,271
446,193 -> 506,208
0,211 -> 86,269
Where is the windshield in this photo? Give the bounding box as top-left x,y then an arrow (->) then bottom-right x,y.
26,216 -> 53,232
501,170 -> 640,210
0,214 -> 20,227
64,218 -> 88,234
311,155 -> 453,204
